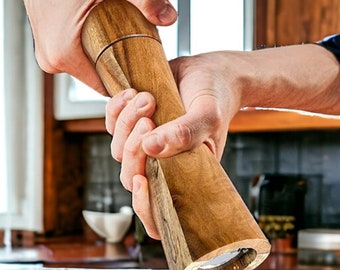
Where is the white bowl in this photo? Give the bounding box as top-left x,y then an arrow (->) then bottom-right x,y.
83,206 -> 134,243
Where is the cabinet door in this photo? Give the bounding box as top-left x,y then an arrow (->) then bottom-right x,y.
255,0 -> 340,47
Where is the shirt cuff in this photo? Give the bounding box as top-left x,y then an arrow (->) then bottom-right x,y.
316,34 -> 340,63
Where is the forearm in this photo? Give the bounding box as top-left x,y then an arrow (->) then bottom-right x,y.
235,44 -> 340,115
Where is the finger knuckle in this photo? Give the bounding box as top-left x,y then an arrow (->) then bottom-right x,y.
174,122 -> 194,147
124,142 -> 140,158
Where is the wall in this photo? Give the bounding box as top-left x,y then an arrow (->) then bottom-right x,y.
84,131 -> 340,230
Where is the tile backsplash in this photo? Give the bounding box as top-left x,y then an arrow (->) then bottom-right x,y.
223,131 -> 340,228
84,134 -> 131,213
84,130 -> 340,228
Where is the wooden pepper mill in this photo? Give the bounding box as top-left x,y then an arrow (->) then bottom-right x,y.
82,0 -> 271,269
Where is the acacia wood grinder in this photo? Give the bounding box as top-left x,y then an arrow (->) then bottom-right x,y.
81,0 -> 271,269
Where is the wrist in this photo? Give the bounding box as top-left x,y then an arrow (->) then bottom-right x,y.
316,34 -> 340,63
217,51 -> 258,111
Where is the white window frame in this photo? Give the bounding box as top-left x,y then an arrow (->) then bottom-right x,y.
0,0 -> 7,215
0,0 -> 43,232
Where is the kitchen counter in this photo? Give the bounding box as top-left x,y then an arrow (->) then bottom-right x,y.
1,236 -> 340,269
258,252 -> 340,270
0,235 -> 166,269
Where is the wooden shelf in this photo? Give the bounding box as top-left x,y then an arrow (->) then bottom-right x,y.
63,118 -> 106,133
229,110 -> 340,133
62,110 -> 340,134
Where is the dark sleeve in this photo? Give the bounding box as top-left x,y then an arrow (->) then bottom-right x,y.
316,34 -> 340,63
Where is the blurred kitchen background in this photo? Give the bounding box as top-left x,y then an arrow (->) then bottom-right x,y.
1,0 -> 340,268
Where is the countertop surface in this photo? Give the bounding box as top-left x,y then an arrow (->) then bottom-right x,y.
0,236 -> 340,269
0,235 -> 166,269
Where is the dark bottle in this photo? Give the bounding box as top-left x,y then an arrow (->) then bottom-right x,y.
257,174 -> 307,248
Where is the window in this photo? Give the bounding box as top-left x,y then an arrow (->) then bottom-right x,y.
190,1 -> 248,54
179,0 -> 253,56
0,0 -> 43,232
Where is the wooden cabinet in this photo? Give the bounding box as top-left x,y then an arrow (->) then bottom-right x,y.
255,0 -> 340,47
42,74 -> 88,235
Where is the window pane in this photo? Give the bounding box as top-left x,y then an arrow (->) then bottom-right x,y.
191,1 -> 244,54
68,76 -> 108,102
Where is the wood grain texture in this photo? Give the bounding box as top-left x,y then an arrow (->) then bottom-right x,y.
256,0 -> 340,47
229,109 -> 340,133
146,157 -> 192,270
82,0 -> 270,269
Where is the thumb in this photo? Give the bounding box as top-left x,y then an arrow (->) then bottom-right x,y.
141,114 -> 205,158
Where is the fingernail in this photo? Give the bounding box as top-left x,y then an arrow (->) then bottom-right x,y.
123,89 -> 135,101
144,134 -> 165,154
158,3 -> 177,24
135,95 -> 148,109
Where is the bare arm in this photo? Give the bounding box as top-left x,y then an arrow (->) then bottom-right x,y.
238,44 -> 340,114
